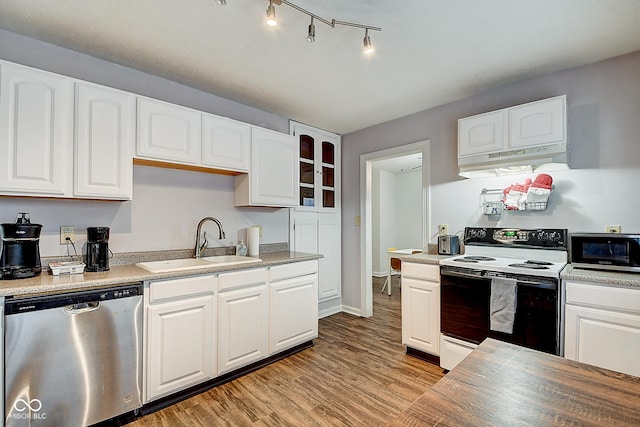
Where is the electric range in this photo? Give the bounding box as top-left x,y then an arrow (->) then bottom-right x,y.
438,227 -> 568,371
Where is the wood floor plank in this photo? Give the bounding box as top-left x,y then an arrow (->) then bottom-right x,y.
127,277 -> 444,426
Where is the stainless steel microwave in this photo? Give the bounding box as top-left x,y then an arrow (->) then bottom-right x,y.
571,233 -> 640,273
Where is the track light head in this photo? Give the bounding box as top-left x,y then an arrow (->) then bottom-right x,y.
216,0 -> 226,5
363,28 -> 374,54
266,0 -> 277,26
306,16 -> 316,43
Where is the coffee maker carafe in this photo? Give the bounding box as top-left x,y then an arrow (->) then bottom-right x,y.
0,212 -> 43,280
85,227 -> 110,272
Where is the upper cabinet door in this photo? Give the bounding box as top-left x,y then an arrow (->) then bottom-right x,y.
235,126 -> 298,207
290,122 -> 341,212
202,114 -> 250,172
508,95 -> 566,149
75,83 -> 135,200
136,97 -> 201,164
458,110 -> 506,157
0,62 -> 73,196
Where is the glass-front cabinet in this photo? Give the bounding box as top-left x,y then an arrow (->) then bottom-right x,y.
291,121 -> 340,212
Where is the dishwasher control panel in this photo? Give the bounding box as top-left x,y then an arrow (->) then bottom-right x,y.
5,283 -> 143,314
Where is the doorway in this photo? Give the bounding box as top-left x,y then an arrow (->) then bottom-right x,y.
359,140 -> 431,317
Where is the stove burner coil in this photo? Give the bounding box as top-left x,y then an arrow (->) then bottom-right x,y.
454,256 -> 497,263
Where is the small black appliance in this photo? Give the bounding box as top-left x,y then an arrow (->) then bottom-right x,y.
0,212 -> 43,280
85,227 -> 110,272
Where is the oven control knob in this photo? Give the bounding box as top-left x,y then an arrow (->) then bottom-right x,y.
548,231 -> 561,243
477,229 -> 486,238
537,231 -> 548,241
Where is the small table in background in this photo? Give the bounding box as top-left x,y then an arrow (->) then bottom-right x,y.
384,248 -> 422,295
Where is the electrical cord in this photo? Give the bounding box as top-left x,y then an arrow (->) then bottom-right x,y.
65,237 -> 81,261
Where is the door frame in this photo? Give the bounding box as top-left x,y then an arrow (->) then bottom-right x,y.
359,140 -> 431,317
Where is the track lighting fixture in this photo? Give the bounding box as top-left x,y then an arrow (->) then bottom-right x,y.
217,1 -> 381,54
306,16 -> 316,43
266,0 -> 278,27
363,28 -> 374,54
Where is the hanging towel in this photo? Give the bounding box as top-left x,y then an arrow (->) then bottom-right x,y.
490,277 -> 518,334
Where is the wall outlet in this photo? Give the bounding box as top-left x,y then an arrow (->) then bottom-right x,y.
60,226 -> 75,244
257,225 -> 263,237
605,225 -> 621,233
439,224 -> 448,236
355,216 -> 361,227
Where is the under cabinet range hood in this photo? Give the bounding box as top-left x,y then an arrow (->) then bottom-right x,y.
458,142 -> 568,178
457,95 -> 569,178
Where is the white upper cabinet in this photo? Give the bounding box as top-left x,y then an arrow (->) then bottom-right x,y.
234,126 -> 299,207
0,61 -> 74,197
136,97 -> 202,164
458,110 -> 506,157
290,121 -> 341,212
508,96 -> 566,148
75,82 -> 135,200
202,114 -> 250,172
458,95 -> 566,157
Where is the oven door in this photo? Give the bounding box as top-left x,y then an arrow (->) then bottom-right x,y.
440,266 -> 559,355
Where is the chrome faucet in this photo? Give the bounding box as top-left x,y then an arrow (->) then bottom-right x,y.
194,217 -> 226,258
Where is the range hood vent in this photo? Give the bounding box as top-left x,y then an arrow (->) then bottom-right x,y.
458,142 -> 568,178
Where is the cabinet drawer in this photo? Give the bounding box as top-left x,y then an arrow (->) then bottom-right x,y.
269,260 -> 318,282
565,281 -> 640,314
402,262 -> 439,282
149,275 -> 215,302
218,268 -> 267,292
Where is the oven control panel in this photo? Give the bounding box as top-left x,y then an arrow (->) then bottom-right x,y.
464,227 -> 567,248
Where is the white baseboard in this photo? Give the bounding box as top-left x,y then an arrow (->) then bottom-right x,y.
341,304 -> 362,317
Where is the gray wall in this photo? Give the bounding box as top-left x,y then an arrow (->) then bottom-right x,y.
342,51 -> 640,311
0,30 -> 292,257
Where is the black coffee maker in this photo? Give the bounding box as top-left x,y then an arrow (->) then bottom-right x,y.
0,213 -> 43,280
85,227 -> 110,272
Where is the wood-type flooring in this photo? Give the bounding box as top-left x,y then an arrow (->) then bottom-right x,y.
126,276 -> 444,426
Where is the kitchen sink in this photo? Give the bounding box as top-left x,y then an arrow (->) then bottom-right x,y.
136,256 -> 262,273
200,255 -> 262,266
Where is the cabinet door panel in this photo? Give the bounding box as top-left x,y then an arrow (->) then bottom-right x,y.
458,111 -> 505,157
270,274 -> 318,354
202,114 -> 250,172
137,97 -> 201,164
509,96 -> 565,148
218,284 -> 268,374
565,305 -> 640,377
146,294 -> 215,401
0,63 -> 73,196
75,83 -> 134,199
318,217 -> 341,301
249,127 -> 298,206
401,276 -> 440,355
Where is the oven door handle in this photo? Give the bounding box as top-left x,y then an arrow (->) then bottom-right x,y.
441,269 -> 557,290
513,280 -> 557,290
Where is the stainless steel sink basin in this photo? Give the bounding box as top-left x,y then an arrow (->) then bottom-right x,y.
136,256 -> 262,273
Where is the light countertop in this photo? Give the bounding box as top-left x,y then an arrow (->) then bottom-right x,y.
0,251 -> 321,297
561,264 -> 640,288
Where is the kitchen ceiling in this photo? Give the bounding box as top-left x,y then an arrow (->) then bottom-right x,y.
1,1 -> 639,135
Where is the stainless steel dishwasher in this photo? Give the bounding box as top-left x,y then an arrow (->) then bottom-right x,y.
4,283 -> 143,426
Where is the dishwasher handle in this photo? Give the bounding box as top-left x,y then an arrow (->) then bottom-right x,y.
64,301 -> 100,315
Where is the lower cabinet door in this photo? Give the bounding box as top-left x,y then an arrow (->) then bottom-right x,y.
401,276 -> 440,356
269,274 -> 318,354
565,304 -> 640,377
218,284 -> 269,374
146,294 -> 215,401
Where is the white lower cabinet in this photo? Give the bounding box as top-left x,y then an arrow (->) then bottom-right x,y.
564,280 -> 640,377
401,263 -> 440,356
217,268 -> 269,375
269,260 -> 319,354
144,275 -> 216,402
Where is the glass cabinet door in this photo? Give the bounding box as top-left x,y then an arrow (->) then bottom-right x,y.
291,122 -> 340,212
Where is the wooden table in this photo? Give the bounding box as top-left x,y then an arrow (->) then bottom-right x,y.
387,339 -> 640,426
